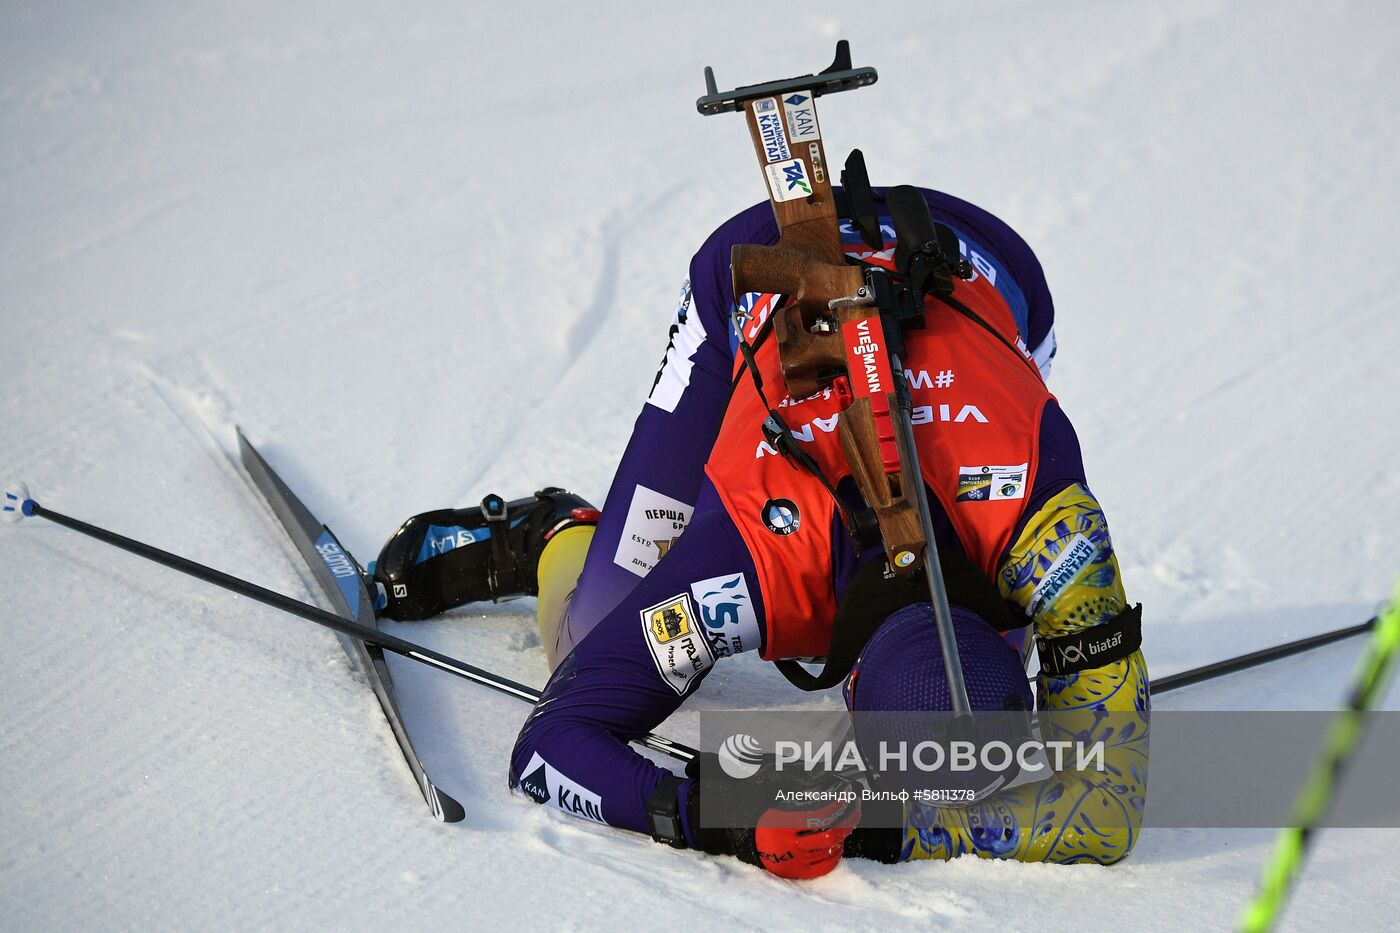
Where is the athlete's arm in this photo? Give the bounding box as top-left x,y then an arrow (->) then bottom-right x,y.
898,405 -> 1149,864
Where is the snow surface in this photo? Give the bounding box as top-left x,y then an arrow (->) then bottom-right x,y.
3,1 -> 1399,929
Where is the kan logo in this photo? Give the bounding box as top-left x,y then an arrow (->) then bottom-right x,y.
782,91 -> 820,141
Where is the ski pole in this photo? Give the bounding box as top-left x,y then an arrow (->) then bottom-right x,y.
1023,617 -> 1377,695
889,351 -> 974,722
1,485 -> 697,763
1152,617 -> 1379,696
1237,580 -> 1400,932
881,184 -> 977,724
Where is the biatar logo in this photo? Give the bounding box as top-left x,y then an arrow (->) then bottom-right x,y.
640,593 -> 715,695
765,157 -> 812,203
1050,627 -> 1126,669
690,573 -> 761,657
614,485 -> 693,577
517,751 -> 605,824
755,403 -> 989,458
718,733 -> 765,779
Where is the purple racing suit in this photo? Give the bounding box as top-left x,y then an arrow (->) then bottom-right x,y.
509,188 -> 1086,847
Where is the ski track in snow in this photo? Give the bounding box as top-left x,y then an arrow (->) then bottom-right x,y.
3,1 -> 1399,930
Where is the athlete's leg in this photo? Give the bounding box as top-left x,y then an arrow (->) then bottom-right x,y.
371,250 -> 745,667
512,480 -> 766,835
535,524 -> 594,668
540,279 -> 740,663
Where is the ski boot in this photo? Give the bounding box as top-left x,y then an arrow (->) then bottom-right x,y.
370,487 -> 599,621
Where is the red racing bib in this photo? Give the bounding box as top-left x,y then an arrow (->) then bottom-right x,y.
706,267 -> 1052,659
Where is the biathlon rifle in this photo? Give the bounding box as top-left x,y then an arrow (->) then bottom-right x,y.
698,42 -> 977,720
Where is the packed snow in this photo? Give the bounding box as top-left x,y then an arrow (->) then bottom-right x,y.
3,1 -> 1398,929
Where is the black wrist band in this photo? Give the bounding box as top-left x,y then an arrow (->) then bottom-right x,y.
645,774 -> 687,848
1036,604 -> 1143,678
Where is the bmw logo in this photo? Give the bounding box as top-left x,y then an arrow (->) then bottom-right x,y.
762,498 -> 800,535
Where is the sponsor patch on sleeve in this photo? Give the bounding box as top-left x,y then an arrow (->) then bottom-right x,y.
517,751 -> 606,824
1028,532 -> 1097,617
689,573 -> 761,657
640,594 -> 715,695
614,485 -> 692,577
956,463 -> 1029,503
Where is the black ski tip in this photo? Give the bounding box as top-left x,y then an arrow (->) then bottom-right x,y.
424,778 -> 466,823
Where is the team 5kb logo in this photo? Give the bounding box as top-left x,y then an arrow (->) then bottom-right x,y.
689,573 -> 761,657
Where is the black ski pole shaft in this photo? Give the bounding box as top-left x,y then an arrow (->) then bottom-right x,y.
30,502 -> 539,694
878,187 -> 974,722
22,500 -> 698,763
889,351 -> 974,721
1152,617 -> 1378,696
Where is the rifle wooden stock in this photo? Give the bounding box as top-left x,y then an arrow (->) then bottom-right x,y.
731,243 -> 853,395
838,393 -> 924,564
731,92 -> 926,574
739,98 -> 843,262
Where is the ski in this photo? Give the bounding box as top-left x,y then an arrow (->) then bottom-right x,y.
237,428 -> 467,823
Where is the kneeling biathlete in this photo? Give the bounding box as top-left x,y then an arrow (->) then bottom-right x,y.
372,187 -> 1149,878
